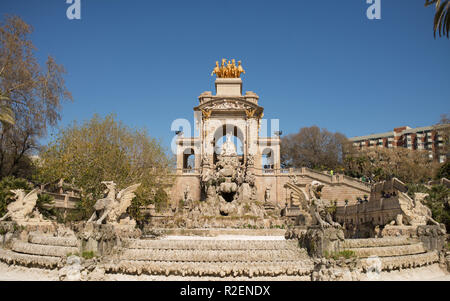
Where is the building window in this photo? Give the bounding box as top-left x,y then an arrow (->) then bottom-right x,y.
183,148 -> 195,171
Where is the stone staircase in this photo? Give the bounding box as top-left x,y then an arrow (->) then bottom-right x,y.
0,233 -> 79,269
105,238 -> 314,278
342,237 -> 439,271
0,232 -> 442,278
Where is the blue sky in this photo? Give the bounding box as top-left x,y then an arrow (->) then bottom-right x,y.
1,0 -> 449,151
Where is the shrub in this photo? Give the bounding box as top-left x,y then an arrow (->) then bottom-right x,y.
325,250 -> 356,260
81,251 -> 95,259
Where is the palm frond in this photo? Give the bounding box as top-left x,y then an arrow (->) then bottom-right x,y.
0,104 -> 15,126
426,0 -> 450,38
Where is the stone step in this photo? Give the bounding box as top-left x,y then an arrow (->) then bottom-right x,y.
349,243 -> 426,258
361,251 -> 439,271
11,240 -> 79,258
123,239 -> 298,250
120,248 -> 308,262
0,248 -> 62,269
28,234 -> 79,248
105,260 -> 314,277
342,237 -> 416,249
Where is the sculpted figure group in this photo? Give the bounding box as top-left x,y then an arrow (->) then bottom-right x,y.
285,180 -> 341,229
0,181 -> 142,227
88,181 -> 141,225
211,59 -> 245,78
0,188 -> 43,224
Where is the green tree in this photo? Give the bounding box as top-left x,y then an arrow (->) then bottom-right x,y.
0,15 -> 72,178
425,0 -> 450,38
408,183 -> 450,231
425,184 -> 450,230
436,161 -> 450,179
37,114 -> 174,220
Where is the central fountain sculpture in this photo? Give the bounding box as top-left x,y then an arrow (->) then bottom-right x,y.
164,59 -> 382,229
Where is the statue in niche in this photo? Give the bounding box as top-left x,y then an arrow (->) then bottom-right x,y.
183,185 -> 193,208
221,133 -> 237,156
264,185 -> 271,203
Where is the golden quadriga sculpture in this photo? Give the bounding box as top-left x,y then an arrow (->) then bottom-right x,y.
211,59 -> 245,78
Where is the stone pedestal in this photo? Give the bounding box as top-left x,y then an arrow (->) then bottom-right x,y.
72,222 -> 141,256
299,226 -> 345,258
0,221 -> 16,247
381,225 -> 418,237
416,225 -> 447,252
215,78 -> 242,96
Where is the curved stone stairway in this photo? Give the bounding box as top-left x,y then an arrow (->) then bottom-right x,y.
104,237 -> 314,278
0,233 -> 442,278
0,233 -> 79,269
341,237 -> 439,271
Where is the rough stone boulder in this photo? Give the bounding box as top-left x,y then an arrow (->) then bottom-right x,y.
298,226 -> 345,258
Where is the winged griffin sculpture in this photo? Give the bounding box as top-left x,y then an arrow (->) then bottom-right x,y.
0,188 -> 42,224
284,180 -> 341,229
88,181 -> 141,225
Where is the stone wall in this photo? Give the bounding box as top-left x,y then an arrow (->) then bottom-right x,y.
416,225 -> 447,252
172,168 -> 370,207
170,174 -> 201,207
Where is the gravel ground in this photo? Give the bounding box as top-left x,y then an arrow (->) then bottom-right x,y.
1,261 -> 448,281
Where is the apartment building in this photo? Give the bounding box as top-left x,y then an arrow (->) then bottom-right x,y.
349,124 -> 449,163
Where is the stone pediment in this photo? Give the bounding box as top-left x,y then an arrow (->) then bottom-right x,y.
194,98 -> 263,116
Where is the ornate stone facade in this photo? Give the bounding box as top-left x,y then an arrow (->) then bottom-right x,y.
170,67 -> 373,227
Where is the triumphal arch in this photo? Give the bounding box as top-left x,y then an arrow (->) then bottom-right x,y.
170,60 -> 371,226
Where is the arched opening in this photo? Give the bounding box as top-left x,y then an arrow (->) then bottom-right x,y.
183,148 -> 195,171
262,148 -> 274,170
221,192 -> 235,203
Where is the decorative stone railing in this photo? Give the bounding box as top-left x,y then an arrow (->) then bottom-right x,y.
182,168 -> 199,174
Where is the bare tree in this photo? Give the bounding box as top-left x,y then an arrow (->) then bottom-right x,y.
0,15 -> 72,178
280,126 -> 349,171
